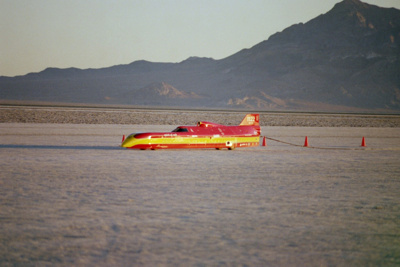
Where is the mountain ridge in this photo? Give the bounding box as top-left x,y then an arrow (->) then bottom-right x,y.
1,0 -> 399,113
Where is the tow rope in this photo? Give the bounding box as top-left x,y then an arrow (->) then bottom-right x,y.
261,136 -> 369,150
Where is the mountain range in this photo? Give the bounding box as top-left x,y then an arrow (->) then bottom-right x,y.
1,0 -> 399,112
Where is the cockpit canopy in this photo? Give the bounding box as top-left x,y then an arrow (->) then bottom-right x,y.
172,127 -> 188,132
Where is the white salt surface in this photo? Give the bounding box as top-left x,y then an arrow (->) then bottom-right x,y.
1,123 -> 400,266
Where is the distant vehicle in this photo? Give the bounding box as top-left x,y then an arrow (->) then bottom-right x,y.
121,114 -> 260,150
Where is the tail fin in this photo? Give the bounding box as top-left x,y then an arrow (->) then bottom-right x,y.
239,114 -> 259,126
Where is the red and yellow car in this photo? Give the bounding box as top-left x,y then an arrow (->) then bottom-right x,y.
121,114 -> 261,150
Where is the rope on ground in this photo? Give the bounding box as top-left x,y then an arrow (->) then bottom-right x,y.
261,136 -> 368,150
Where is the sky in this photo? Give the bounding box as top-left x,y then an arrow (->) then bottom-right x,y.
1,0 -> 400,77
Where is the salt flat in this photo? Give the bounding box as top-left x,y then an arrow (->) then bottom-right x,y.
1,123 -> 399,266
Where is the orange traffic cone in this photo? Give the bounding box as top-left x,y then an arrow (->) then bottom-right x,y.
122,135 -> 126,143
304,136 -> 309,147
262,136 -> 267,147
361,136 -> 366,147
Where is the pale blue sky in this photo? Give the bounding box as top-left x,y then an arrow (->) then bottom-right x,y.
1,0 -> 399,76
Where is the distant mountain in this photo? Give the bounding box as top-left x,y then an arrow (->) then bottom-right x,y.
122,82 -> 203,105
218,0 -> 400,111
1,0 -> 399,112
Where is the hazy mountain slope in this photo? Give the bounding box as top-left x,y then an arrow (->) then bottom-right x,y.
218,0 -> 400,110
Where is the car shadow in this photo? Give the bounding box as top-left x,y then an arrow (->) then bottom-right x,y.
0,144 -> 124,150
